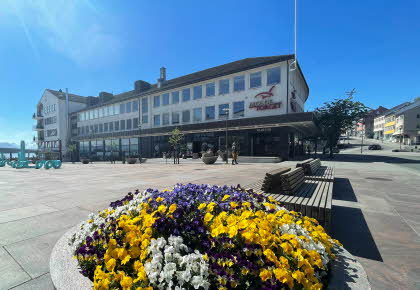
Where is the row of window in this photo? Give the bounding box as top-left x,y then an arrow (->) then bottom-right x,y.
78,66 -> 281,121
43,104 -> 56,114
78,100 -> 139,122
44,116 -> 57,126
152,67 -> 280,108
78,118 -> 140,136
152,102 -> 244,126
78,101 -> 246,135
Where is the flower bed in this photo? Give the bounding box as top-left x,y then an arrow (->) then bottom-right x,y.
70,184 -> 342,289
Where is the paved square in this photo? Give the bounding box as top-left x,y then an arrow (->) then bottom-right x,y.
0,156 -> 420,289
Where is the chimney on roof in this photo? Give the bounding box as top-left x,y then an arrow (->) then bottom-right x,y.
157,67 -> 166,88
99,91 -> 113,103
134,80 -> 152,92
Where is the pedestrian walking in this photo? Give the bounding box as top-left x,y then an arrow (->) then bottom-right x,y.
231,142 -> 238,165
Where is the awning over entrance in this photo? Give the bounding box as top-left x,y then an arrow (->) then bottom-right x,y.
73,112 -> 319,141
140,112 -> 319,137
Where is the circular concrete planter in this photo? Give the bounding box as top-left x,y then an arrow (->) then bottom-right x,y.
51,227 -> 370,290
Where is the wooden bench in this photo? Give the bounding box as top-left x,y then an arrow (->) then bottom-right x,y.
295,158 -> 313,170
245,165 -> 333,231
304,159 -> 334,181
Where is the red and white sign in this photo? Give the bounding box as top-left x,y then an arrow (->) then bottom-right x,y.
249,85 -> 281,111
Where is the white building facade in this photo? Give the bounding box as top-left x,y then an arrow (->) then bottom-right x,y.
36,55 -> 316,160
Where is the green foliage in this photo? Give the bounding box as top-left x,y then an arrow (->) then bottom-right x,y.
68,144 -> 77,152
168,128 -> 184,149
315,97 -> 368,156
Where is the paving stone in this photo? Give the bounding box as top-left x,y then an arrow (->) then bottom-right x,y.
0,207 -> 90,246
5,229 -> 67,279
0,205 -> 58,224
11,273 -> 54,290
0,247 -> 31,289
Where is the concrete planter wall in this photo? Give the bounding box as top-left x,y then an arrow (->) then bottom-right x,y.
51,227 -> 370,290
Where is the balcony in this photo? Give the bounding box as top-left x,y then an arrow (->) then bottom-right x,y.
32,112 -> 44,120
33,123 -> 44,131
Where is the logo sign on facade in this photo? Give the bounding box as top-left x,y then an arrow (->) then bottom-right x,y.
249,85 -> 281,111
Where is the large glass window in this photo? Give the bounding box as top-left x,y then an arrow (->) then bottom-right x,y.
107,105 -> 113,116
182,110 -> 190,123
114,121 -> 120,131
99,123 -> 103,133
154,115 -> 161,126
94,124 -> 99,133
104,123 -> 109,132
129,138 -> 138,156
121,138 -> 129,155
233,101 -> 245,118
193,85 -> 202,100
133,118 -> 139,129
162,113 -> 170,125
219,79 -> 229,95
193,108 -> 202,122
89,110 -> 93,120
94,109 -> 99,119
120,103 -> 125,114
132,100 -> 139,112
219,104 -> 229,119
126,102 -> 132,113
182,88 -> 190,102
109,122 -> 114,131
153,95 -> 160,107
162,93 -> 170,105
206,83 -> 215,97
172,112 -> 180,125
142,115 -> 148,124
172,91 -> 179,104
267,67 -> 281,85
142,98 -> 148,113
114,104 -> 120,114
250,71 -> 262,88
120,119 -> 126,130
233,75 -> 245,92
126,119 -> 132,130
205,106 -> 215,120
103,107 -> 108,117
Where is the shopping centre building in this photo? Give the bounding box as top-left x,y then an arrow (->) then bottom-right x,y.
33,54 -> 317,160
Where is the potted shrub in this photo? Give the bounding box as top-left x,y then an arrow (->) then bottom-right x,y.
81,159 -> 90,164
202,151 -> 218,164
126,156 -> 137,164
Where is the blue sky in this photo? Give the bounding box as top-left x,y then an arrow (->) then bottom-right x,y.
0,0 -> 419,146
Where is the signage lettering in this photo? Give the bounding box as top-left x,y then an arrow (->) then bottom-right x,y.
249,85 -> 281,111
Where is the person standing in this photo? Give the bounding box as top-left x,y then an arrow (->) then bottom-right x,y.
231,142 -> 238,165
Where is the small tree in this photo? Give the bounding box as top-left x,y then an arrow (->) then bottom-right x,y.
315,97 -> 368,158
68,144 -> 77,163
168,128 -> 184,164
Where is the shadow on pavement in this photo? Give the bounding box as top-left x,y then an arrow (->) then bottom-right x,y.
331,205 -> 383,262
318,153 -> 420,164
333,178 -> 358,202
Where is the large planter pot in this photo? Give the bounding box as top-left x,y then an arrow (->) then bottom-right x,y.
81,159 -> 90,164
50,227 -> 371,290
126,158 -> 137,164
202,156 -> 218,164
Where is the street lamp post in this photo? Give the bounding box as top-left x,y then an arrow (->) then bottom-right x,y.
223,108 -> 230,165
138,124 -> 142,164
400,126 -> 402,150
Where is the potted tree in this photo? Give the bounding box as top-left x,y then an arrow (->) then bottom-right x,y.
168,128 -> 184,164
68,144 -> 77,164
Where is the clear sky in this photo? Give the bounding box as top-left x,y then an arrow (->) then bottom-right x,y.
0,0 -> 419,146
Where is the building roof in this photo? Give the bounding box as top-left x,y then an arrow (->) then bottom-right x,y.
395,100 -> 420,116
46,89 -> 90,104
383,102 -> 411,116
75,54 -> 305,111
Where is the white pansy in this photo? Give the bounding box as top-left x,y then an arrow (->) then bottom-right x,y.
145,235 -> 210,290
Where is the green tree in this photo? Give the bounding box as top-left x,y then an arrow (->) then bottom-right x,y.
168,128 -> 184,164
68,144 -> 77,163
315,97 -> 368,157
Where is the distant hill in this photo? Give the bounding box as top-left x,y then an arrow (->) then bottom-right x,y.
0,142 -> 19,148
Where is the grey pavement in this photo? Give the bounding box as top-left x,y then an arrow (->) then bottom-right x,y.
0,154 -> 420,289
